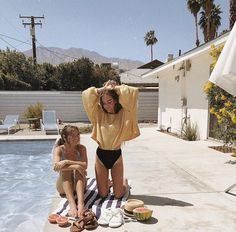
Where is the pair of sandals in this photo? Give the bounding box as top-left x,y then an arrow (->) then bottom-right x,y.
70,209 -> 98,232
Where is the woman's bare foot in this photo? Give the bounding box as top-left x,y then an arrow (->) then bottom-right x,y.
68,207 -> 78,218
77,205 -> 85,218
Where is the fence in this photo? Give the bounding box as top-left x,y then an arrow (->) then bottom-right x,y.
0,90 -> 158,122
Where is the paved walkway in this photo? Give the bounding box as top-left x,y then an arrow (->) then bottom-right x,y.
41,127 -> 236,232
1,124 -> 235,231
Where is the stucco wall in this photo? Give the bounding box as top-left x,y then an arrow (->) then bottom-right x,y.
157,54 -> 211,140
155,34 -> 228,140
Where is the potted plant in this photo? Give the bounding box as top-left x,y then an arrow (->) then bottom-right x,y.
24,102 -> 44,129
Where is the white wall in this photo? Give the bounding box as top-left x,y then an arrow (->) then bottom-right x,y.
0,90 -> 158,122
158,69 -> 183,133
185,53 -> 211,139
155,34 -> 227,140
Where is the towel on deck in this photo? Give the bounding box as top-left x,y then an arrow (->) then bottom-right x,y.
53,178 -> 130,218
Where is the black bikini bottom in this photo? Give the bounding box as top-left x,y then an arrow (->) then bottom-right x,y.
96,147 -> 122,169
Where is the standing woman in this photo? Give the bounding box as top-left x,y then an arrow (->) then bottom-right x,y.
53,125 -> 88,218
82,80 -> 140,199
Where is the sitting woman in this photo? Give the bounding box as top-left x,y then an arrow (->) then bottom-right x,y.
53,125 -> 88,218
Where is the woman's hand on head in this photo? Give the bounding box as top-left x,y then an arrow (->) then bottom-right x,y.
104,80 -> 116,89
97,80 -> 117,94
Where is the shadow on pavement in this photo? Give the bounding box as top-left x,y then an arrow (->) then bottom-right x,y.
130,194 -> 193,207
138,217 -> 159,225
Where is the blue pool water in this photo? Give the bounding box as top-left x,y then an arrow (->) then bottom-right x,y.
0,140 -> 56,232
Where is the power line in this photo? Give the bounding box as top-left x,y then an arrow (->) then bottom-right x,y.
36,40 -> 79,61
14,39 -> 31,48
19,14 -> 44,64
0,33 -> 32,47
0,36 -> 20,51
36,41 -> 66,61
0,32 -> 79,63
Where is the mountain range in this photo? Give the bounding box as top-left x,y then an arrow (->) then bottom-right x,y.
23,47 -> 144,70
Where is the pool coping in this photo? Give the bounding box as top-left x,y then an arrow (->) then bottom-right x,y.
0,123 -> 156,142
0,135 -> 59,141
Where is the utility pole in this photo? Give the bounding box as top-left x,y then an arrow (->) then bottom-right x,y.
19,15 -> 44,65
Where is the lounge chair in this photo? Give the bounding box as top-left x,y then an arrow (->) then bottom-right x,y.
40,110 -> 59,135
0,115 -> 20,135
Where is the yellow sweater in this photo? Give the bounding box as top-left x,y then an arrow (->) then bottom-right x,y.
82,85 -> 140,150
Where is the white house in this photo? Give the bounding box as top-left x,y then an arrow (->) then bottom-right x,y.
142,32 -> 229,140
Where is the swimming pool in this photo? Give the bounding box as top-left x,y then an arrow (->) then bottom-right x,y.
0,140 -> 56,232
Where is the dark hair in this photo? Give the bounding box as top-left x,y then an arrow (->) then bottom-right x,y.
100,89 -> 122,114
60,125 -> 80,144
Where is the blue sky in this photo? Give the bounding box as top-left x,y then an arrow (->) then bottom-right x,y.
0,0 -> 229,63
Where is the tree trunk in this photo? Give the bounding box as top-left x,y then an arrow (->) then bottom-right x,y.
195,14 -> 200,46
230,0 -> 236,29
205,0 -> 213,42
151,45 -> 153,61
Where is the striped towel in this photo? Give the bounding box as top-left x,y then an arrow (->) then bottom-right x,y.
54,178 -> 130,218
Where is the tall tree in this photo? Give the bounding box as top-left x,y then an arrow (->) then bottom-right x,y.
199,0 -> 214,42
144,30 -> 158,61
230,0 -> 236,29
0,49 -> 40,90
210,4 -> 222,38
187,0 -> 201,47
199,2 -> 222,42
205,0 -> 214,41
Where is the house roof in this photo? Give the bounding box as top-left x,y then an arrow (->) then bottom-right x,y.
138,59 -> 164,69
120,68 -> 158,86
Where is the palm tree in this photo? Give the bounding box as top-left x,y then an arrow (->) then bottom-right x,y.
144,30 -> 158,61
205,0 -> 214,41
199,2 -> 222,42
210,4 -> 222,38
187,0 -> 201,47
230,0 -> 236,29
200,0 -> 214,42
199,10 -> 207,41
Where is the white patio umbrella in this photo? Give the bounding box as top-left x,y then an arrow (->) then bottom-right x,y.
209,22 -> 236,96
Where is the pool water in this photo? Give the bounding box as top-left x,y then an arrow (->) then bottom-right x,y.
0,140 -> 56,232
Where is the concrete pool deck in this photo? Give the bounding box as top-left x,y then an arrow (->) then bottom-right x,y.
0,122 -> 90,141
1,124 -> 236,231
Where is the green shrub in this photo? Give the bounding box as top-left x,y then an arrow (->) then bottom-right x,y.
204,45 -> 236,146
24,103 -> 44,129
0,75 -> 4,90
2,73 -> 31,90
181,122 -> 198,141
211,121 -> 236,145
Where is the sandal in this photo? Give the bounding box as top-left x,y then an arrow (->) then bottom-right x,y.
48,213 -> 60,223
84,219 -> 98,230
82,209 -> 98,230
70,218 -> 85,232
